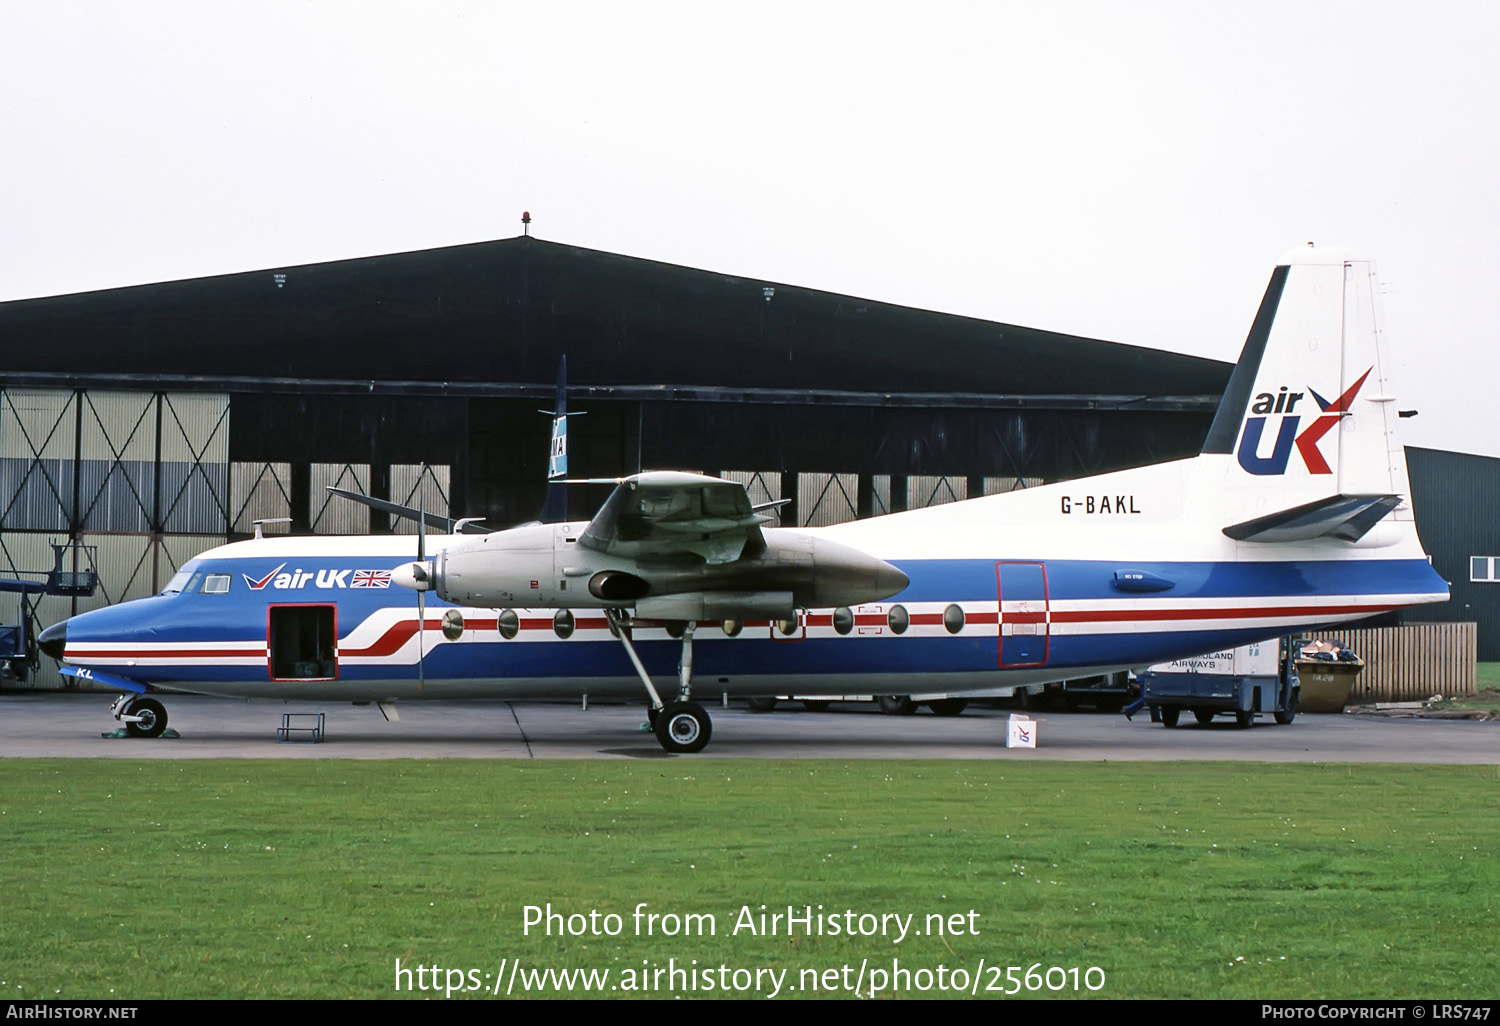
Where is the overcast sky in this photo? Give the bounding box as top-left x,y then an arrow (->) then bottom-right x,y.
3,2 -> 1495,456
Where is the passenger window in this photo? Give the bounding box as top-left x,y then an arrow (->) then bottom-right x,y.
201,574 -> 231,594
497,609 -> 519,640
888,605 -> 909,635
943,604 -> 965,634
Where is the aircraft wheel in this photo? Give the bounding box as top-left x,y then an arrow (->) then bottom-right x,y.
1274,692 -> 1299,725
1235,708 -> 1255,729
125,698 -> 168,739
801,700 -> 831,712
1193,709 -> 1216,726
877,695 -> 916,716
1160,706 -> 1181,728
654,701 -> 712,754
646,706 -> 660,728
927,698 -> 968,716
745,697 -> 778,713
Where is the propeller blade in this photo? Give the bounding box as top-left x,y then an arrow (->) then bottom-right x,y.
417,477 -> 426,690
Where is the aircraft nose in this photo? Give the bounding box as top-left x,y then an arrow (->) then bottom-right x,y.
38,619 -> 67,660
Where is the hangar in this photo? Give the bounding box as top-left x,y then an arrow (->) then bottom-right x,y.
0,233 -> 1491,681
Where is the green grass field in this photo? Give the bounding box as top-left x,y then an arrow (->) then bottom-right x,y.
2,759 -> 1496,1000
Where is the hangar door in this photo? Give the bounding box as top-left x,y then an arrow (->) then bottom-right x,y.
997,562 -> 1050,667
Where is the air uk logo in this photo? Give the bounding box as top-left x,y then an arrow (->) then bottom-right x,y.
549,415 -> 567,479
242,565 -> 394,590
242,563 -> 286,590
1236,368 -> 1372,476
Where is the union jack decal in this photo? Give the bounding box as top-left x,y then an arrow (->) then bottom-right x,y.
352,570 -> 392,588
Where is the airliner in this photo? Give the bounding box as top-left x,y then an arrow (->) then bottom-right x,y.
39,245 -> 1450,752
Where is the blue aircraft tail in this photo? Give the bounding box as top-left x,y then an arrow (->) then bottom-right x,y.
538,356 -> 569,523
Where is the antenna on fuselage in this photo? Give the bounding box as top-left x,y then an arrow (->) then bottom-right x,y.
252,518 -> 292,541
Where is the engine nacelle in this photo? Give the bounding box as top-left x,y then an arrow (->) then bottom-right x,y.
417,521 -> 908,614
635,591 -> 794,621
588,570 -> 651,601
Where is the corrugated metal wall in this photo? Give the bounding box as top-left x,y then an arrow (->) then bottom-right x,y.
310,463 -> 371,534
390,464 -> 450,534
798,473 -> 857,527
908,475 -> 966,508
0,389 -> 77,532
1403,447 -> 1500,660
0,387 -> 232,688
723,471 -> 781,510
230,462 -> 292,534
159,393 -> 231,534
727,471 -> 1041,526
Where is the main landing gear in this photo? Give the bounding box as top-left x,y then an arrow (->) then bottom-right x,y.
607,609 -> 712,754
109,694 -> 168,738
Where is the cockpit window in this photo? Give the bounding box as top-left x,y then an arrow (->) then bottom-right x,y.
162,569 -> 201,594
200,574 -> 231,594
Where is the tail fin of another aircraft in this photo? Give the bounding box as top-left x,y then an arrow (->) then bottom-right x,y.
538,355 -> 570,523
1201,245 -> 1415,542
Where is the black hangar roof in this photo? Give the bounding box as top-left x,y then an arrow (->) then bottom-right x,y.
0,236 -> 1232,408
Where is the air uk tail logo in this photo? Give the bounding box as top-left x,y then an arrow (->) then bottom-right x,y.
1236,368 -> 1372,476
548,415 -> 567,480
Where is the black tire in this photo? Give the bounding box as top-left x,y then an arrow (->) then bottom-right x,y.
745,697 -> 778,713
646,706 -> 660,728
877,695 -> 917,716
654,701 -> 712,754
1193,709 -> 1216,726
801,700 -> 831,712
1274,691 -> 1299,725
1235,708 -> 1254,729
927,698 -> 968,716
1018,688 -> 1045,711
125,698 -> 168,739
1160,706 -> 1181,728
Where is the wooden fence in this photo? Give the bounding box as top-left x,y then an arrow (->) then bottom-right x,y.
1305,622 -> 1476,703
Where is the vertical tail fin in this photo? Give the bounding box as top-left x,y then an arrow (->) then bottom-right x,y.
1204,246 -> 1413,534
538,355 -> 569,523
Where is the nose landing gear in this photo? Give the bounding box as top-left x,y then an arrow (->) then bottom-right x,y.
110,694 -> 169,738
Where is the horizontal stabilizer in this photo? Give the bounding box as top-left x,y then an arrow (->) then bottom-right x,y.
326,487 -> 492,534
1223,493 -> 1402,543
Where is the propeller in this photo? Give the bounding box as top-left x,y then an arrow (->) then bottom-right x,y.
416,485 -> 427,689
390,472 -> 435,688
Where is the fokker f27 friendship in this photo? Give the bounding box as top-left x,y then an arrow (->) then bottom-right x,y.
40,246 -> 1450,752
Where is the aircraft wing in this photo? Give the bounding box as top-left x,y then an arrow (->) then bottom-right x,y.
578,472 -> 774,565
1222,493 -> 1402,543
326,487 -> 493,534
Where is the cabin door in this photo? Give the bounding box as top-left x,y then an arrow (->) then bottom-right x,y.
996,562 -> 1050,668
267,604 -> 339,681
